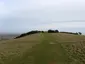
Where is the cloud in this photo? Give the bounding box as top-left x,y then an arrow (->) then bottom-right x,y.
35,22 -> 85,29
33,21 -> 85,34
0,0 -> 85,33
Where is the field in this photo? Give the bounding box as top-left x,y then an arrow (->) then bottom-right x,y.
0,34 -> 19,40
0,33 -> 85,64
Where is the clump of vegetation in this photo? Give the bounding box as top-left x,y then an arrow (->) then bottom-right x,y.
15,29 -> 60,39
15,30 -> 44,39
60,31 -> 82,35
15,29 -> 82,39
48,29 -> 59,33
78,32 -> 82,35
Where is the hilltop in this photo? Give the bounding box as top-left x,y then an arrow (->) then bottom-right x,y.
0,33 -> 85,64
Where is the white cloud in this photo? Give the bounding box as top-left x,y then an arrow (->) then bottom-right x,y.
0,2 -> 9,16
28,0 -> 85,10
0,0 -> 85,33
35,22 -> 85,30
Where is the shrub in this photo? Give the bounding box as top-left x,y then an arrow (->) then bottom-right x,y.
78,32 -> 82,35
15,30 -> 44,39
48,29 -> 59,33
48,30 -> 55,33
60,32 -> 79,35
55,30 -> 59,33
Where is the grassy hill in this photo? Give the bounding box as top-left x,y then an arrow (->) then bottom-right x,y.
0,33 -> 85,64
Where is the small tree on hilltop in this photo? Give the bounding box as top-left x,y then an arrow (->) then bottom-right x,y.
78,32 -> 82,35
48,30 -> 55,33
55,30 -> 59,33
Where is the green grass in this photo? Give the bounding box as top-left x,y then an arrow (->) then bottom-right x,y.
0,33 -> 85,64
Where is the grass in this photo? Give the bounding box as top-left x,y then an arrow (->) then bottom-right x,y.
62,41 -> 85,64
0,33 -> 85,64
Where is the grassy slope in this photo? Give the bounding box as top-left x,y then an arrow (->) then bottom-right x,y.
0,33 -> 85,64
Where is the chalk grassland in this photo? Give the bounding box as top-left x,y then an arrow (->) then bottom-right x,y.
0,33 -> 85,64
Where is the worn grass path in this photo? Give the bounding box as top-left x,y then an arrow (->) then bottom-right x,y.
3,33 -> 70,64
30,33 -> 70,64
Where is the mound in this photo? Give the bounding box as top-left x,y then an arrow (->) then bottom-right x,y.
0,33 -> 85,64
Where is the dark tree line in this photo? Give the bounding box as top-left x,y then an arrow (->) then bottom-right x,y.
48,29 -> 59,33
15,30 -> 42,39
60,32 -> 82,35
15,29 -> 59,39
15,29 -> 82,39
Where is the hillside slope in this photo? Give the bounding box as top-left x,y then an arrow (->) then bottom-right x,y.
0,33 -> 85,64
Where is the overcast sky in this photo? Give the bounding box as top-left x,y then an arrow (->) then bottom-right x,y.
0,0 -> 85,34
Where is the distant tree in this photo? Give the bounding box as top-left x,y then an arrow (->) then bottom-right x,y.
48,29 -> 59,33
78,32 -> 82,35
75,32 -> 79,35
41,31 -> 44,33
15,30 -> 43,39
15,33 -> 27,38
60,32 -> 79,35
48,30 -> 55,33
55,30 -> 59,33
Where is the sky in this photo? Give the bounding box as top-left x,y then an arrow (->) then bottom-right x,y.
0,0 -> 85,34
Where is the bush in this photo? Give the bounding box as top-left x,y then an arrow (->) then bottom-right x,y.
48,29 -> 59,33
60,32 -> 79,35
78,32 -> 82,35
15,30 -> 44,39
55,30 -> 59,33
48,30 -> 55,33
